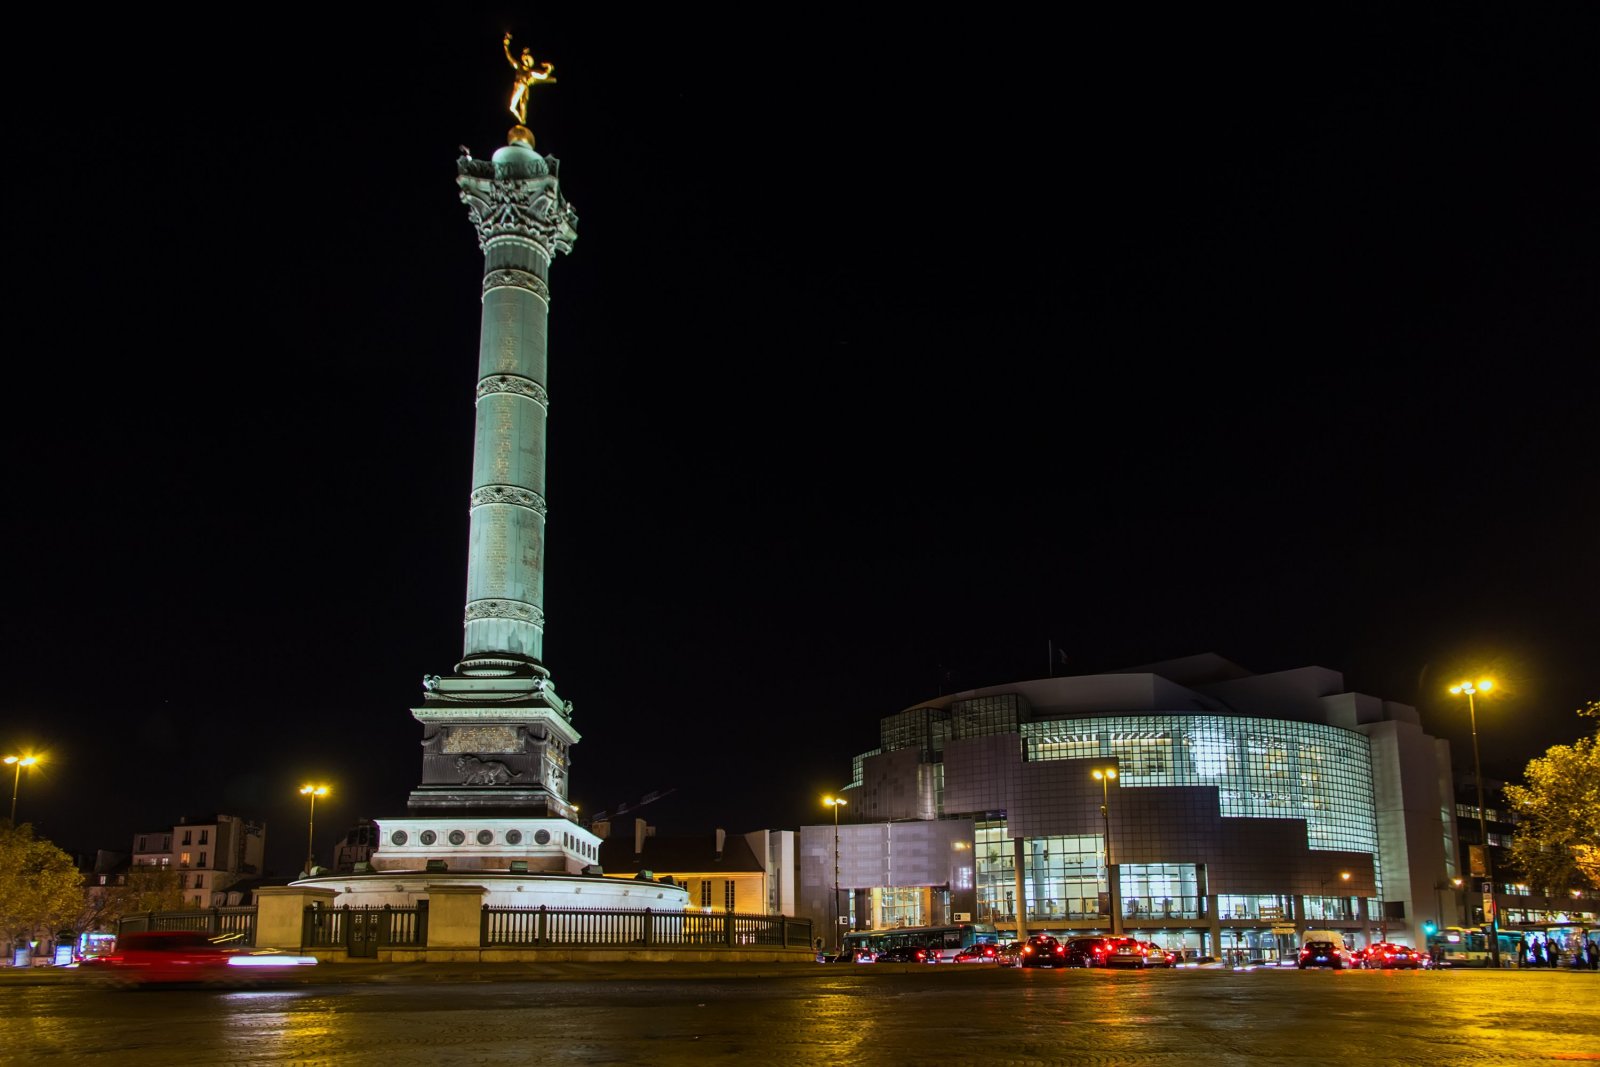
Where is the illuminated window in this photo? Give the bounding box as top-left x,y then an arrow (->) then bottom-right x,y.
700,881 -> 712,908
725,881 -> 736,912
179,852 -> 192,867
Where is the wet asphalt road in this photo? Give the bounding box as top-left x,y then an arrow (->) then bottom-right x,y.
3,964 -> 1597,1066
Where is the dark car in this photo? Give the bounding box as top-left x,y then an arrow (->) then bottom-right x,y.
877,945 -> 932,963
1297,939 -> 1353,969
1018,935 -> 1068,968
81,931 -> 318,987
995,941 -> 1025,967
1362,942 -> 1422,969
1104,936 -> 1156,968
1064,936 -> 1113,968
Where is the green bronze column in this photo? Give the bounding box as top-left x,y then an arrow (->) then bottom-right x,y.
456,135 -> 577,665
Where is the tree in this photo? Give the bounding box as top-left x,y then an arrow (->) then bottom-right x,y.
0,822 -> 86,954
1504,700 -> 1600,892
91,866 -> 188,930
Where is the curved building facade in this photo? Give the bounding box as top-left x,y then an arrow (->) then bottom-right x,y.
801,655 -> 1460,960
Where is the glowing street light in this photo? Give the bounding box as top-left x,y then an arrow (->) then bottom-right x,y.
4,755 -> 39,824
824,795 -> 848,953
1093,768 -> 1120,936
1450,678 -> 1499,967
299,784 -> 329,877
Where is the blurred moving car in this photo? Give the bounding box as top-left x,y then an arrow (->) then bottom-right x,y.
82,931 -> 317,987
1144,942 -> 1179,967
1361,942 -> 1423,969
1018,935 -> 1068,968
877,945 -> 932,963
952,943 -> 999,963
1104,937 -> 1156,968
1064,936 -> 1113,968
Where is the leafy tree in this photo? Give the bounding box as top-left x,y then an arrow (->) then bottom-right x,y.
1504,700 -> 1600,892
0,822 -> 85,951
91,865 -> 188,930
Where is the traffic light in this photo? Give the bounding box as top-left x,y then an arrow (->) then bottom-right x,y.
1422,921 -> 1437,936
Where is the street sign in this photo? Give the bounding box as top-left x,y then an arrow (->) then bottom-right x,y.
838,916 -> 850,925
1270,924 -> 1298,935
1260,906 -> 1284,921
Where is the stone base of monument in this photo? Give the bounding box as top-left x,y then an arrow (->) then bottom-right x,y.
290,815 -> 689,911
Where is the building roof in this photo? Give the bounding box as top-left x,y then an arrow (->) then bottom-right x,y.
597,832 -> 764,876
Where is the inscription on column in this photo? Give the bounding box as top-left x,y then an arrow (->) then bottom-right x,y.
442,725 -> 521,753
496,302 -> 520,372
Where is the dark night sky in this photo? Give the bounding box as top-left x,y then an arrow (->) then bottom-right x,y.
4,9 -> 1596,879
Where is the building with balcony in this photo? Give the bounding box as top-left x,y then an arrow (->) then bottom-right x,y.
127,814 -> 266,908
800,654 -> 1459,960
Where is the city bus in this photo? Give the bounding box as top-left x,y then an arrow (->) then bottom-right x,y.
1425,926 -> 1519,967
842,922 -> 1002,962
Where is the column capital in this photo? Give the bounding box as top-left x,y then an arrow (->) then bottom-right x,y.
458,150 -> 578,256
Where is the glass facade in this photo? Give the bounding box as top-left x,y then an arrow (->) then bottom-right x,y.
1022,714 -> 1379,862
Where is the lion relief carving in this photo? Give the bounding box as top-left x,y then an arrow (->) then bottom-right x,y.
455,754 -> 522,786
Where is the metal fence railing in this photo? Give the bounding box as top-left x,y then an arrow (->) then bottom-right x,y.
116,907 -> 258,945
302,904 -> 427,956
481,905 -> 811,950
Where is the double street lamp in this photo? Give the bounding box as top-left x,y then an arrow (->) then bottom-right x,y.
299,784 -> 329,877
824,795 -> 847,953
1093,768 -> 1119,936
4,755 -> 39,824
1450,678 -> 1499,967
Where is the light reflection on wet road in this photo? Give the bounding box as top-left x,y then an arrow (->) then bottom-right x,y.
5,967 -> 1597,1065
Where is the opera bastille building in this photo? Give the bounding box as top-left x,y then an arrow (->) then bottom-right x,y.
801,654 -> 1458,961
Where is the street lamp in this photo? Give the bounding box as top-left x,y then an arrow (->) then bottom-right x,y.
824,795 -> 847,954
1318,871 -> 1352,922
1450,678 -> 1499,967
4,755 -> 39,824
299,784 -> 329,876
1093,768 -> 1119,936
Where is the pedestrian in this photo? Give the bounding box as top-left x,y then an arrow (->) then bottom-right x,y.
1514,939 -> 1525,968
1548,938 -> 1561,968
1588,938 -> 1599,970
1532,937 -> 1546,967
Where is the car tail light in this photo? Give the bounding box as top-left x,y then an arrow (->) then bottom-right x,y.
1023,946 -> 1034,955
1055,946 -> 1065,956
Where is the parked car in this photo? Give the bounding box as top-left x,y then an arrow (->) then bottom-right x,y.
1064,936 -> 1113,968
1361,942 -> 1423,969
1104,936 -> 1156,968
877,945 -> 933,964
995,941 -> 1025,967
1018,935 -> 1068,968
81,931 -> 317,987
953,943 -> 999,963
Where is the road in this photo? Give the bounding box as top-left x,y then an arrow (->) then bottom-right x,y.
3,964 -> 1596,1065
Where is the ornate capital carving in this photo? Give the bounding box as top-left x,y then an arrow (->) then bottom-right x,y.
476,374 -> 549,407
470,485 -> 548,517
483,268 -> 550,302
464,599 -> 546,626
459,171 -> 579,256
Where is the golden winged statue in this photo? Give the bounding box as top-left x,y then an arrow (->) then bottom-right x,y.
504,33 -> 556,127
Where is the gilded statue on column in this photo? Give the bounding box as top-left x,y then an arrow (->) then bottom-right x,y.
503,33 -> 556,128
